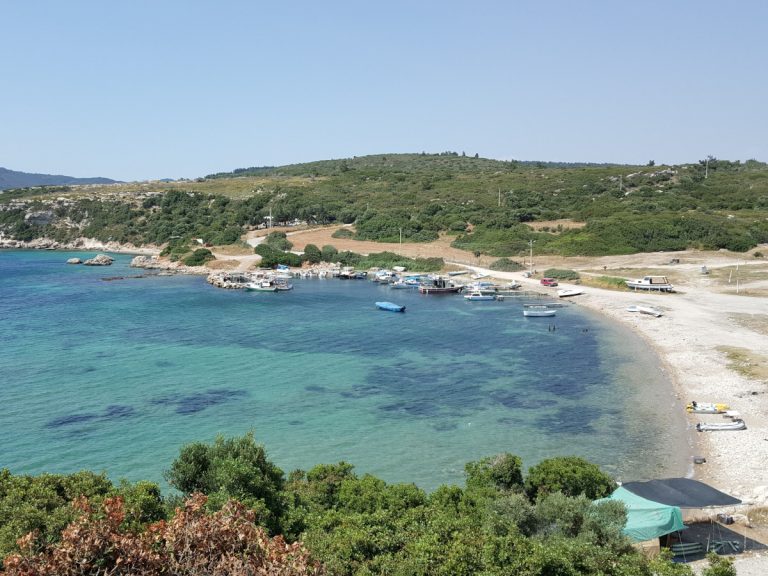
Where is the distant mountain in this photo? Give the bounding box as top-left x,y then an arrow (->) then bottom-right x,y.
0,167 -> 119,191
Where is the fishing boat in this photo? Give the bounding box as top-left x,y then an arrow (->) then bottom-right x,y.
245,279 -> 278,292
557,288 -> 583,298
686,402 -> 730,414
523,305 -> 556,317
273,279 -> 294,291
418,277 -> 463,294
463,290 -> 496,301
696,420 -> 746,432
375,301 -> 406,313
625,275 -> 675,292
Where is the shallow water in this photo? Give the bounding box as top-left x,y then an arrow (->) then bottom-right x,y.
0,250 -> 689,490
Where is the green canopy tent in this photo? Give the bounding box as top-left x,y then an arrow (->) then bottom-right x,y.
598,486 -> 686,542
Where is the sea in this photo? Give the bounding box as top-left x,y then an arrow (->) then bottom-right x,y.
0,250 -> 691,491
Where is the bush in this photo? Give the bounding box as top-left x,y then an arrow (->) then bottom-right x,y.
264,231 -> 293,251
524,457 -> 616,501
331,228 -> 354,239
182,248 -> 214,266
320,245 -> 338,262
489,258 -> 525,272
465,454 -> 524,492
542,268 -> 580,281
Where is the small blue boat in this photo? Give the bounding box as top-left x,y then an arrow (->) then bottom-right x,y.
376,301 -> 406,313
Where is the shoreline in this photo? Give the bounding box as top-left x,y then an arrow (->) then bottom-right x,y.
4,239 -> 767,508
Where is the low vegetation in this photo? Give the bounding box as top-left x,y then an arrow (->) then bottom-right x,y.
0,433 -> 730,575
541,268 -> 581,281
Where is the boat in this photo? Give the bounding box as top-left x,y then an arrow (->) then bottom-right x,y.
245,280 -> 278,292
626,275 -> 675,292
626,305 -> 663,317
523,305 -> 556,317
696,420 -> 746,432
463,290 -> 496,301
686,402 -> 730,414
390,278 -> 420,289
418,277 -> 463,294
557,288 -> 583,298
375,301 -> 406,312
273,279 -> 294,291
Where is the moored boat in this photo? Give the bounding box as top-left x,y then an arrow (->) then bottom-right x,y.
523,305 -> 556,317
557,288 -> 583,298
376,301 -> 406,312
418,277 -> 463,294
245,280 -> 278,292
463,290 -> 496,301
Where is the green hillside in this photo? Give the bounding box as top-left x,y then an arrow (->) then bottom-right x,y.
2,153 -> 767,256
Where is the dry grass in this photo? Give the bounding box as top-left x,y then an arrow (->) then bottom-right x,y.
716,345 -> 768,381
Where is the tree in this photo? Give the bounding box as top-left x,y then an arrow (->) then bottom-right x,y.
320,245 -> 338,263
165,433 -> 285,533
303,243 -> 322,264
465,453 -> 524,492
524,456 -> 616,501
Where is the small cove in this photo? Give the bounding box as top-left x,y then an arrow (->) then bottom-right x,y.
0,250 -> 690,490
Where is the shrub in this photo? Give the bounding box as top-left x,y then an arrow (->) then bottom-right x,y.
182,248 -> 214,266
542,268 -> 580,281
264,231 -> 293,251
303,243 -> 322,264
489,258 -> 525,272
331,228 -> 354,239
465,454 -> 524,492
524,457 -> 616,501
320,245 -> 338,262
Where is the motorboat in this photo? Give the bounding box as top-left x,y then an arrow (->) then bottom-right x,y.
464,291 -> 496,301
557,288 -> 583,298
686,402 -> 729,414
523,305 -> 556,317
696,420 -> 746,432
625,276 -> 674,292
375,301 -> 406,312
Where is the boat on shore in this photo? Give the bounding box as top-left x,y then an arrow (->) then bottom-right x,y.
376,301 -> 406,312
627,305 -> 663,317
523,305 -> 556,317
686,402 -> 729,414
626,275 -> 674,292
696,420 -> 746,432
557,288 -> 583,298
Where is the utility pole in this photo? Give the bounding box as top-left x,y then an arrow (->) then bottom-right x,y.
705,157 -> 709,179
498,187 -> 501,207
528,239 -> 534,274
399,227 -> 402,245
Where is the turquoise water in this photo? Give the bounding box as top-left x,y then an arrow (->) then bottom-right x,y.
0,250 -> 689,490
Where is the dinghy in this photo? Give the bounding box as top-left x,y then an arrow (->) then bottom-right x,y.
376,301 -> 406,313
686,402 -> 729,414
696,420 -> 746,432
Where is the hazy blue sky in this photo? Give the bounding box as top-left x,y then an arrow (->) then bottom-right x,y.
2,0 -> 766,181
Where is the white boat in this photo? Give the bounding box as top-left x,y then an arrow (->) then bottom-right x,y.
557,288 -> 583,298
245,280 -> 278,292
626,305 -> 663,317
464,290 -> 496,301
686,402 -> 729,414
626,275 -> 674,292
696,420 -> 746,432
523,305 -> 556,317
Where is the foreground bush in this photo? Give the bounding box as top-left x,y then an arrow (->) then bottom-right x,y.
2,494 -> 323,576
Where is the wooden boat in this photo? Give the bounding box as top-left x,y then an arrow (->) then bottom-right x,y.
375,301 -> 405,313
696,420 -> 746,432
686,402 -> 729,414
626,276 -> 674,292
523,305 -> 556,317
463,290 -> 496,301
557,288 -> 583,298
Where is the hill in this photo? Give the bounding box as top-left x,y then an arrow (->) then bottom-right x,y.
1,153 -> 767,257
0,167 -> 119,191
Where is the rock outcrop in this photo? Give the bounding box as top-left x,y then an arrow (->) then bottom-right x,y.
83,254 -> 114,266
66,258 -> 82,264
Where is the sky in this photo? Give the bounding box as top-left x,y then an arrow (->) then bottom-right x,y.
2,0 -> 767,181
